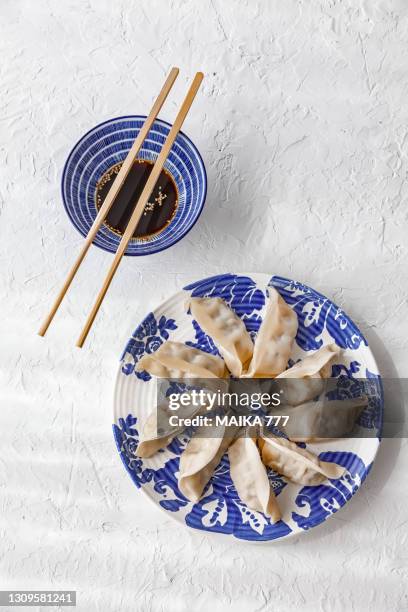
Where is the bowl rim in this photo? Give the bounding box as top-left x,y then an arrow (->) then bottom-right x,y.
60,114 -> 208,257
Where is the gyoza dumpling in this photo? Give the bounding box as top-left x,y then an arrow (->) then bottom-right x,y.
136,389 -> 212,458
244,287 -> 298,378
276,396 -> 368,442
276,343 -> 341,405
136,411 -> 182,457
179,422 -> 237,501
277,343 -> 340,379
136,341 -> 227,379
186,297 -> 253,377
259,435 -> 345,485
228,437 -> 281,522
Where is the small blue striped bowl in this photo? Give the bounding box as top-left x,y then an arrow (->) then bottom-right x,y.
61,115 -> 207,256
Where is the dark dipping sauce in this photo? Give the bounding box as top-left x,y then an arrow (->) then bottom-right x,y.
95,159 -> 178,240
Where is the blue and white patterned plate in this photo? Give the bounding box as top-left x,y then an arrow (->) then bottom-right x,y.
61,116 -> 207,256
113,273 -> 383,541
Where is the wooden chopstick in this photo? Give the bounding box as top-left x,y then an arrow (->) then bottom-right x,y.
38,67 -> 180,337
76,71 -> 204,348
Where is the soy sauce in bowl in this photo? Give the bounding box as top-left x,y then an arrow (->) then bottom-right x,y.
95,159 -> 178,240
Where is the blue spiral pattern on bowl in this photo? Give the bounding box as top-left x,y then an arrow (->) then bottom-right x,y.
61,115 -> 207,256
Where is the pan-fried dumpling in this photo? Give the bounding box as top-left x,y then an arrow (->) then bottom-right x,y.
276,343 -> 341,405
278,377 -> 325,408
228,437 -> 281,522
178,422 -> 237,501
276,396 -> 368,442
244,287 -> 298,378
259,435 -> 345,485
136,341 -> 227,379
186,297 -> 253,377
136,411 -> 183,457
136,393 -> 207,458
277,343 -> 340,379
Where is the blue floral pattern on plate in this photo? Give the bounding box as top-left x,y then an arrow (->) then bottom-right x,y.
271,276 -> 367,351
120,313 -> 177,379
113,273 -> 382,541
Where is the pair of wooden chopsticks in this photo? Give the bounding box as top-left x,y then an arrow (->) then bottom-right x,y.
39,67 -> 204,347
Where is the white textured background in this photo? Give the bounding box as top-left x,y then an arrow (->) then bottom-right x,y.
1,1 -> 407,610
